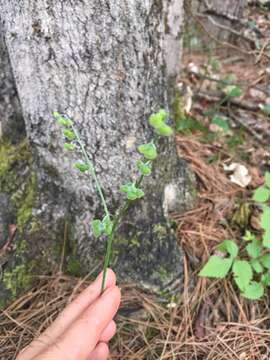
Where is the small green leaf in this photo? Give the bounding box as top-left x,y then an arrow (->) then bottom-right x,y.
136,160 -> 151,176
102,215 -> 113,236
63,129 -> 75,140
250,259 -> 263,273
64,143 -> 75,151
149,109 -> 168,128
199,256 -> 233,278
74,162 -> 90,172
210,58 -> 221,72
259,103 -> 270,115
154,123 -> 173,137
261,272 -> 270,286
53,111 -> 61,118
253,186 -> 270,203
243,230 -> 255,242
246,239 -> 261,259
265,172 -> 270,188
242,281 -> 264,300
259,253 -> 270,269
211,116 -> 230,132
263,229 -> 270,248
120,182 -> 145,200
138,142 -> 157,160
217,240 -> 238,258
53,112 -> 73,126
260,207 -> 270,230
225,85 -> 242,98
92,219 -> 103,237
232,260 -> 253,292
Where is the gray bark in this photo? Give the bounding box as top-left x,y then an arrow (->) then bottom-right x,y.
194,0 -> 247,42
0,21 -> 25,142
0,0 -> 191,299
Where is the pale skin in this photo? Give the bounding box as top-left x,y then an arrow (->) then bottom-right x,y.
17,269 -> 121,360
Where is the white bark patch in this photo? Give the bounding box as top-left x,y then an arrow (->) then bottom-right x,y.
124,135 -> 137,151
164,0 -> 184,78
163,183 -> 179,217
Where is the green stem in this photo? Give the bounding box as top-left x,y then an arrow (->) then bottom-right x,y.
72,122 -> 148,293
100,174 -> 145,292
72,125 -> 110,218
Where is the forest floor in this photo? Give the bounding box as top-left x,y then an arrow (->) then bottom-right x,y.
1,4 -> 270,360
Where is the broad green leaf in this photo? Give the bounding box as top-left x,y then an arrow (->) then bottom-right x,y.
232,260 -> 252,292
259,253 -> 270,269
154,123 -> 173,137
74,162 -> 90,172
63,129 -> 75,140
138,143 -> 157,160
91,219 -> 103,237
263,229 -> 270,248
250,259 -> 263,273
260,207 -> 270,230
225,85 -> 242,98
136,160 -> 151,176
217,240 -> 238,258
64,143 -> 75,151
243,230 -> 255,242
199,256 -> 233,278
242,281 -> 264,300
261,272 -> 270,286
120,182 -> 145,201
102,215 -> 113,236
253,186 -> 270,203
246,239 -> 261,259
265,172 -> 270,188
211,116 -> 230,132
149,109 -> 168,128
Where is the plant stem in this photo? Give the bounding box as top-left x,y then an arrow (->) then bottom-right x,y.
72,123 -> 148,294
100,174 -> 145,292
72,125 -> 110,218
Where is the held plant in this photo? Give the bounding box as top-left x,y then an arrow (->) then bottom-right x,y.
199,172 -> 270,300
53,110 -> 173,293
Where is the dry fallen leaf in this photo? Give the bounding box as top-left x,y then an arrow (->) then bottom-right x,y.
223,163 -> 252,188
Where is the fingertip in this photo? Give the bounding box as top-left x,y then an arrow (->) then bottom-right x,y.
95,268 -> 116,290
89,342 -> 109,360
99,320 -> 116,343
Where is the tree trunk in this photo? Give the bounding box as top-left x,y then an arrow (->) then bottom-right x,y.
0,0 -> 191,303
196,0 -> 247,42
0,21 -> 25,142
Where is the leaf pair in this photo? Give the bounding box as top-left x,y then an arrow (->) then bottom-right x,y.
148,109 -> 173,136
120,182 -> 144,201
92,215 -> 113,237
53,112 -> 74,127
136,160 -> 151,176
138,142 -> 157,160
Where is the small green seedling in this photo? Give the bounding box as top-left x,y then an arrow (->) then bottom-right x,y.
54,110 -> 173,293
199,172 -> 270,300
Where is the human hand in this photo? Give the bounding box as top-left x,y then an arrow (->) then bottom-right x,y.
17,269 -> 121,360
